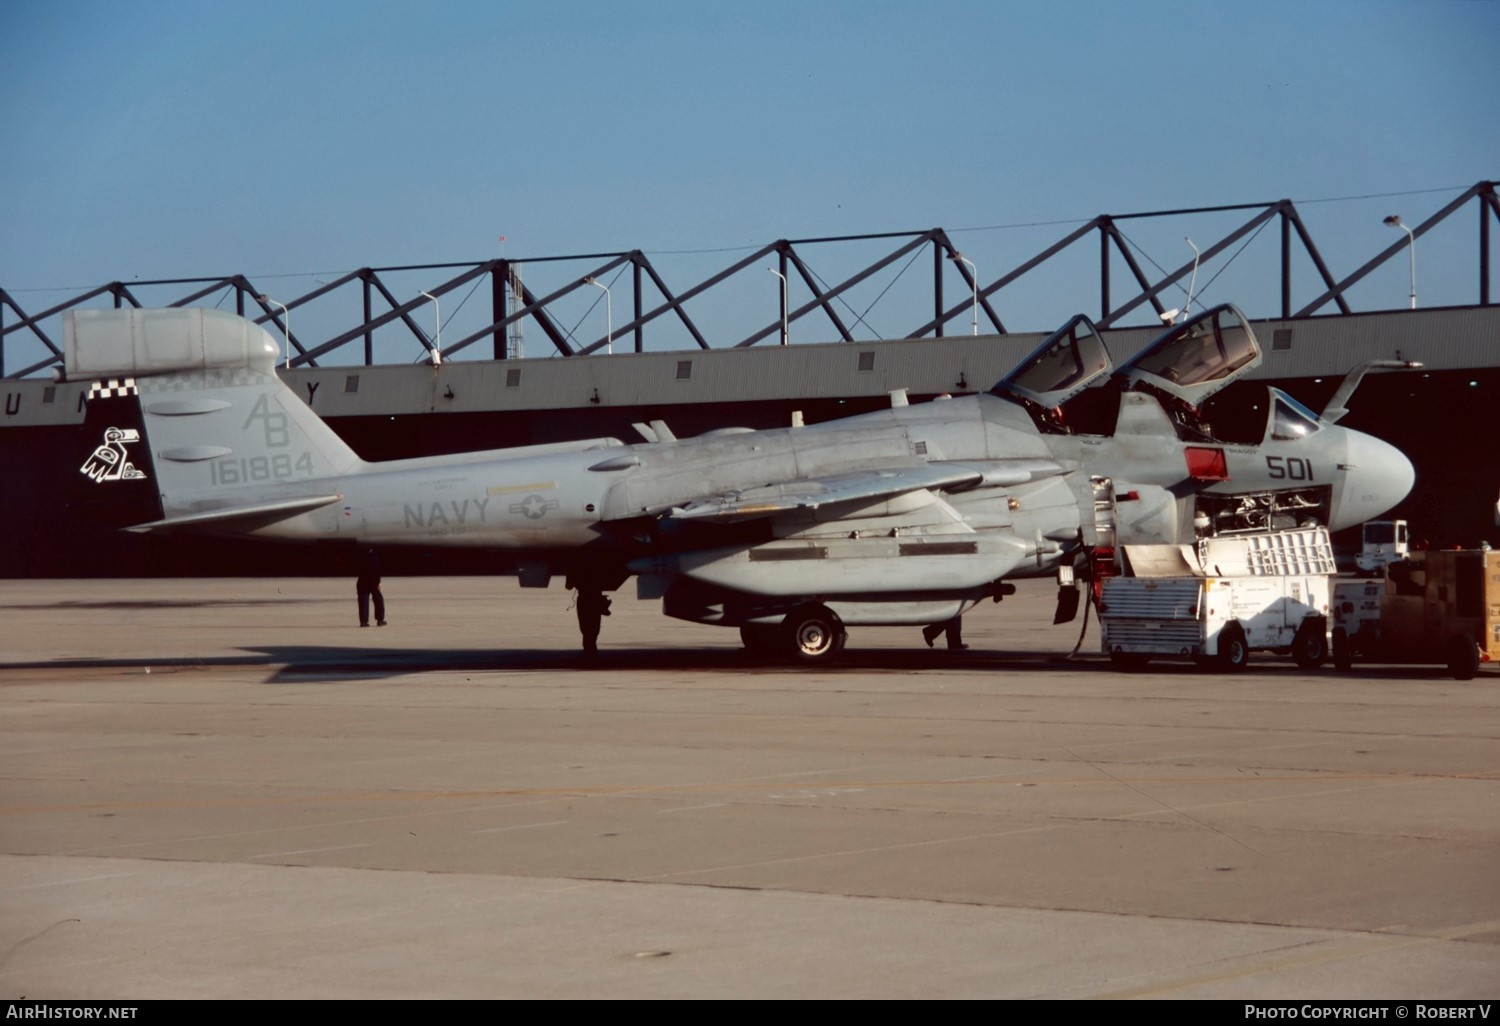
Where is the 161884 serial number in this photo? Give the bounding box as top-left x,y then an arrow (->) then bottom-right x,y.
210,453 -> 315,486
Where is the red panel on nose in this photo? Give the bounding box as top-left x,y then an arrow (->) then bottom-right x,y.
1185,446 -> 1229,480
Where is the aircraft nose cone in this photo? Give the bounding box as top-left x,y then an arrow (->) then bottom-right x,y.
1335,430 -> 1415,530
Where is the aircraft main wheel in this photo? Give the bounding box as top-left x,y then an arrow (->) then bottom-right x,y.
1292,620 -> 1328,669
1445,633 -> 1481,681
1331,628 -> 1353,673
1214,622 -> 1250,673
781,605 -> 846,664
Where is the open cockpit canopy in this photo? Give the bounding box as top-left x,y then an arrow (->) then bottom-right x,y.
1115,303 -> 1262,408
990,313 -> 1112,410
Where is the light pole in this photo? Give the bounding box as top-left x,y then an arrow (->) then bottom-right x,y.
419,290 -> 441,365
768,267 -> 788,345
256,294 -> 290,369
952,252 -> 978,335
1383,215 -> 1417,309
583,276 -> 612,354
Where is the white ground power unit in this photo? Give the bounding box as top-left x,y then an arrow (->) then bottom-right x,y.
1099,527 -> 1336,672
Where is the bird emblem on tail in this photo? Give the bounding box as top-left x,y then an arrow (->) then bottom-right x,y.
80,426 -> 148,483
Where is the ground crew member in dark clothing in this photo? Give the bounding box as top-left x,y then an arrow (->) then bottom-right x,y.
357,547 -> 386,627
572,585 -> 612,655
922,616 -> 966,650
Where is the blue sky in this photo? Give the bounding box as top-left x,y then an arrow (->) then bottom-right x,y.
2,0 -> 1496,367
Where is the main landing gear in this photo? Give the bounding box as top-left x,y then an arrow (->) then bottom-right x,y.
740,604 -> 848,664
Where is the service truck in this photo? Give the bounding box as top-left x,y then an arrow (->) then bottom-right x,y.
1098,527 -> 1335,672
1354,519 -> 1410,574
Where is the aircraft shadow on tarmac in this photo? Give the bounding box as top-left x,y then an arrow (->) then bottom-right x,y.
2,644 -> 1093,681
254,645 -> 1083,682
250,650 -> 1487,684
0,643 -> 1475,683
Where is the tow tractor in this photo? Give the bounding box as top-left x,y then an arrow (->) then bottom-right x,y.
1332,542 -> 1499,680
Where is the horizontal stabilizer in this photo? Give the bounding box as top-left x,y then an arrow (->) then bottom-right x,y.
125,494 -> 343,534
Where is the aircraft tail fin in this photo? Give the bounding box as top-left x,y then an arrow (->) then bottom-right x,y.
65,308 -> 363,527
67,376 -> 166,531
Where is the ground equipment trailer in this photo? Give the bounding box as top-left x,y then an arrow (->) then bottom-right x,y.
1098,527 -> 1336,672
1332,547 -> 1500,679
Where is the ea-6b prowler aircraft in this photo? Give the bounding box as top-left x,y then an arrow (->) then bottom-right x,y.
64,303 -> 1413,662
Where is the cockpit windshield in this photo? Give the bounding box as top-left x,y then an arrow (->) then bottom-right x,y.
1115,303 -> 1263,407
1270,389 -> 1322,441
990,314 -> 1112,409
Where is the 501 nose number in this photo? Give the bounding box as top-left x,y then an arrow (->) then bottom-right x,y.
1265,455 -> 1314,481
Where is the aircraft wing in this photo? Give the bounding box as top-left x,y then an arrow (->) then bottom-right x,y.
662,458 -> 1067,524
